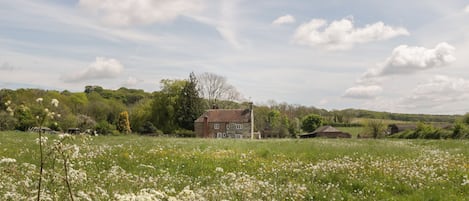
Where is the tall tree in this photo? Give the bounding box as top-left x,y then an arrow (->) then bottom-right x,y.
196,72 -> 242,108
150,79 -> 186,133
176,72 -> 204,130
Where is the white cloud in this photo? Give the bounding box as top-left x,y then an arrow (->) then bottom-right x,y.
402,75 -> 469,104
293,17 -> 409,50
363,43 -> 456,79
78,0 -> 204,26
344,85 -> 383,99
272,14 -> 295,25
63,57 -> 124,82
465,5 -> 469,13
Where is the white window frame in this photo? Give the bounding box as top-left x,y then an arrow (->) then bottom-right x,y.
214,123 -> 220,130
236,124 -> 243,130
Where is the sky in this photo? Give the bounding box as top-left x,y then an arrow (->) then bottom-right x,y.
1,0 -> 469,114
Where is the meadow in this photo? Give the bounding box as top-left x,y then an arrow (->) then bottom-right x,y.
0,131 -> 468,200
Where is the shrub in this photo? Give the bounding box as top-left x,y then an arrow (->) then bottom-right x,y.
174,129 -> 195,138
95,120 -> 116,135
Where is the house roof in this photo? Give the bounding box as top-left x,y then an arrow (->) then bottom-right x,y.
195,109 -> 251,123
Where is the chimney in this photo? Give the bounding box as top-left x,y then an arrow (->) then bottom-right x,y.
203,115 -> 209,138
249,102 -> 254,139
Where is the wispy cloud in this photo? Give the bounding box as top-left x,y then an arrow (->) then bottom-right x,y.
78,0 -> 204,27
62,57 -> 124,82
272,15 -> 295,25
0,62 -> 19,71
293,17 -> 409,50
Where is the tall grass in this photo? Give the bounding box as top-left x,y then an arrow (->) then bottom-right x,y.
1,131 -> 468,200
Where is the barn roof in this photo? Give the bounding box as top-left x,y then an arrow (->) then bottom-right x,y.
312,125 -> 341,133
195,109 -> 251,123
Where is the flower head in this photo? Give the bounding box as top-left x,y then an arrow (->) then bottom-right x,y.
51,99 -> 59,107
36,98 -> 43,103
4,100 -> 11,106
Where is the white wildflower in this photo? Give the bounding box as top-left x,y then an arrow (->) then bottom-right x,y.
36,97 -> 43,103
215,167 -> 224,173
0,158 -> 17,164
463,175 -> 469,186
51,98 -> 59,107
4,100 -> 11,106
44,108 -> 49,113
35,136 -> 48,144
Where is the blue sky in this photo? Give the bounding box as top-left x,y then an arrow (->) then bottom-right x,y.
1,0 -> 469,114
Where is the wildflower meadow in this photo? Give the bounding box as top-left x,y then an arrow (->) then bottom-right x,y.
0,131 -> 468,200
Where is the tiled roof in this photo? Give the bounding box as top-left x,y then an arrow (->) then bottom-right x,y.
195,109 -> 251,123
312,125 -> 341,133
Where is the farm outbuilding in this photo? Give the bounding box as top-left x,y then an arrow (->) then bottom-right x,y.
299,126 -> 351,138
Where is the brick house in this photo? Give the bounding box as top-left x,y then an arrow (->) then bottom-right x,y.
194,108 -> 253,138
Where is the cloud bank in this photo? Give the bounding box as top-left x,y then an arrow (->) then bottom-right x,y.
363,42 -> 455,79
78,0 -> 203,26
63,57 -> 124,82
293,17 -> 409,50
272,15 -> 295,25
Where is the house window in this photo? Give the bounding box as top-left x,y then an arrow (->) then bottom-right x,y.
236,124 -> 243,130
214,123 -> 220,129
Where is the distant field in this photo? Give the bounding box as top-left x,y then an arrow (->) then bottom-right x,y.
1,131 -> 468,200
335,127 -> 364,138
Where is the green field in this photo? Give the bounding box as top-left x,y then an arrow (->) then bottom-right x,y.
1,131 -> 468,200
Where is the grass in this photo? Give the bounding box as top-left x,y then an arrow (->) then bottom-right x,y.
1,131 -> 468,200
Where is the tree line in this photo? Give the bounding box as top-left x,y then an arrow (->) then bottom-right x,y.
0,72 -> 465,137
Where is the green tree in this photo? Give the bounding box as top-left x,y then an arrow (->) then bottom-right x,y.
365,119 -> 386,139
15,104 -> 35,131
176,72 -> 204,130
150,79 -> 186,134
301,114 -> 323,133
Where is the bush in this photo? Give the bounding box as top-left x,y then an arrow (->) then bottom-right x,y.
0,111 -> 17,131
95,120 -> 116,135
138,121 -> 158,134
174,129 -> 195,138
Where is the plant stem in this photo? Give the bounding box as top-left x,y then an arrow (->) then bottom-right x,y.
63,155 -> 75,201
37,130 -> 44,201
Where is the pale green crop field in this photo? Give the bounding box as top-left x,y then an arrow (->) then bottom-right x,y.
1,131 -> 468,200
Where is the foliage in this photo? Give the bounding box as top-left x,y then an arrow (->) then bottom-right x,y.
0,111 -> 17,131
175,72 -> 204,131
138,121 -> 159,134
174,129 -> 196,138
95,120 -> 115,135
391,123 -> 453,139
364,119 -> 386,138
150,80 -> 186,134
14,104 -> 35,131
301,114 -> 323,132
117,111 -> 131,134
